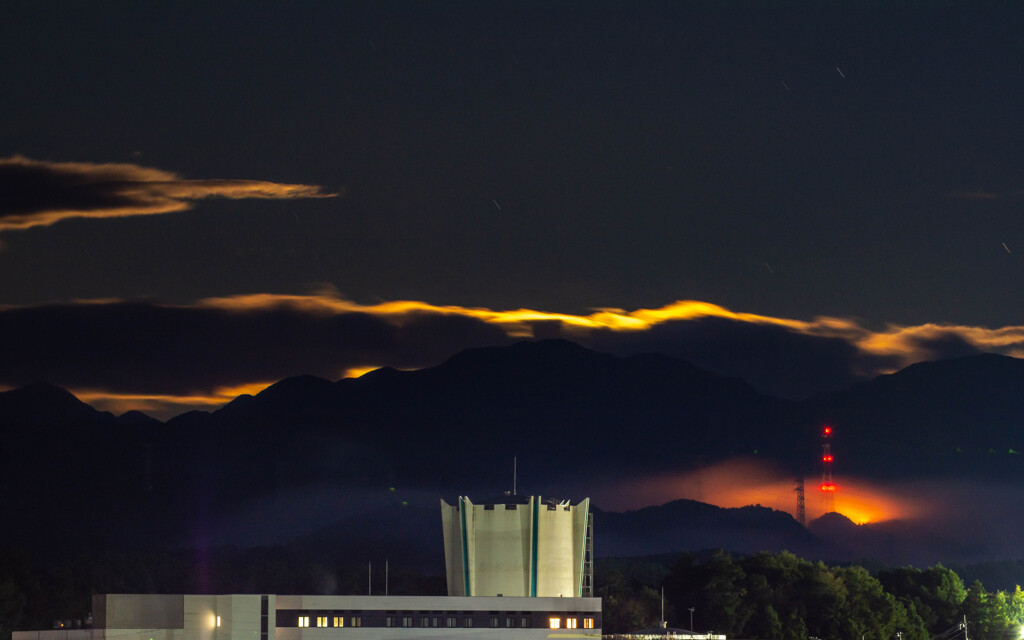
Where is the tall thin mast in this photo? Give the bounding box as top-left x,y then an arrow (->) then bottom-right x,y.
513,457 -> 517,495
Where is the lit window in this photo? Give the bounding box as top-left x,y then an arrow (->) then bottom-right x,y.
350,617 -> 361,628
567,618 -> 578,629
216,616 -> 221,628
490,617 -> 499,628
332,617 -> 344,628
506,617 -> 514,628
446,617 -> 457,628
464,617 -> 473,627
421,618 -> 430,628
584,618 -> 595,629
521,617 -> 531,628
298,617 -> 309,628
549,617 -> 561,629
385,617 -> 394,627
316,617 -> 327,628
402,617 -> 412,627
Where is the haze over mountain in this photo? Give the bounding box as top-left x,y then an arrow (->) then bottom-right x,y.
3,339 -> 1024,567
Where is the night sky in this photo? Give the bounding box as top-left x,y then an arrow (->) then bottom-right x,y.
3,2 -> 1024,417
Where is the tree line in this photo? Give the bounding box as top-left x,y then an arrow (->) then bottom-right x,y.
598,550 -> 1024,639
3,547 -> 1024,640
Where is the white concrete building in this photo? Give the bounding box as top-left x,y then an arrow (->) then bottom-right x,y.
13,496 -> 600,640
441,496 -> 592,598
14,593 -> 601,640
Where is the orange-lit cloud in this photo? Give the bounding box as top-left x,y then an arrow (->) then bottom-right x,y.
196,292 -> 1024,371
0,156 -> 337,231
1,292 -> 1023,419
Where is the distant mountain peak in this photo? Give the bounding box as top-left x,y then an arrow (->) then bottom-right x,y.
0,381 -> 110,423
116,409 -> 163,426
6,380 -> 80,403
443,338 -> 600,367
257,374 -> 334,396
808,511 -> 857,535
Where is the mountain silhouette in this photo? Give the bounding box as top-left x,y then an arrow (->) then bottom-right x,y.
3,340 -> 1024,566
804,353 -> 1024,479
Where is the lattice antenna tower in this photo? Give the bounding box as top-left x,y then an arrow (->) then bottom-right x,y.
820,425 -> 836,512
794,477 -> 806,526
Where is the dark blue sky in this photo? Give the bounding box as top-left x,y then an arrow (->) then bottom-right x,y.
3,2 -> 1022,322
2,2 -> 1024,413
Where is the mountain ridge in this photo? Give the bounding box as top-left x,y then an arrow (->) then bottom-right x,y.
3,341 -> 1024,565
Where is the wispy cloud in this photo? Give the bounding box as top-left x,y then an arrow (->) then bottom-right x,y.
944,189 -> 1024,201
0,156 -> 337,231
1,294 -> 1022,418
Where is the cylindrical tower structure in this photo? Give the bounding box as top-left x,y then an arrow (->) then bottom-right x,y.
441,495 -> 591,598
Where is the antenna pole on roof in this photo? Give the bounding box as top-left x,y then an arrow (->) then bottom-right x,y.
661,587 -> 665,629
513,457 -> 517,495
368,561 -> 371,596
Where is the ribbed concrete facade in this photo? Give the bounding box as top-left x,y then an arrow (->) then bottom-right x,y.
440,496 -> 591,597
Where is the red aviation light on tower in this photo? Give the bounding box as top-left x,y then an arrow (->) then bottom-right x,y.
820,425 -> 836,511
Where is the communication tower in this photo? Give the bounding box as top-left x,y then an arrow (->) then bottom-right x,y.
794,477 -> 806,526
820,425 -> 837,512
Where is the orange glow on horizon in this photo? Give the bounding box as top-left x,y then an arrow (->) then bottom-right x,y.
341,366 -> 381,379
597,459 -> 926,525
74,381 -> 276,417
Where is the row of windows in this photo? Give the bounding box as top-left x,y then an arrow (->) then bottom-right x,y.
294,610 -> 598,626
549,617 -> 595,629
296,617 -> 362,628
380,616 -> 533,629
299,614 -> 593,630
293,614 -> 595,630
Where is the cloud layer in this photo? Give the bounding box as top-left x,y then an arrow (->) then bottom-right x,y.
0,156 -> 336,230
1,294 -> 1023,418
